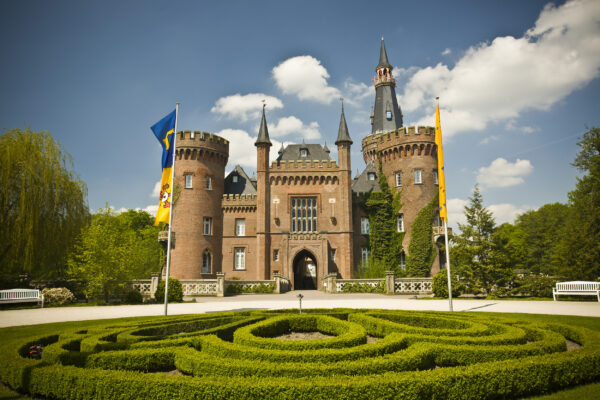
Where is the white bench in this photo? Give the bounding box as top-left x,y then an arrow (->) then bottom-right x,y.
553,281 -> 600,302
0,289 -> 44,307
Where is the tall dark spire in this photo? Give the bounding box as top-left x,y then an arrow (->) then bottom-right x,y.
335,101 -> 353,145
372,39 -> 403,134
255,104 -> 272,146
377,37 -> 392,69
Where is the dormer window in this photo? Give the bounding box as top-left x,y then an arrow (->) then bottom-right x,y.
232,175 -> 238,183
386,111 -> 392,120
368,172 -> 376,181
300,149 -> 308,157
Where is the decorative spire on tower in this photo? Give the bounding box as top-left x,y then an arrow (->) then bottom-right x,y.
255,103 -> 272,146
371,38 -> 403,134
335,99 -> 353,145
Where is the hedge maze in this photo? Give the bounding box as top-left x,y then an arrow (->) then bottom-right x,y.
2,309 -> 600,399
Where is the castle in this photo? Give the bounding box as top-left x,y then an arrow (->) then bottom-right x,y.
162,39 -> 445,289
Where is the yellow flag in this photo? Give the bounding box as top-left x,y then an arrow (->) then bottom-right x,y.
435,102 -> 448,222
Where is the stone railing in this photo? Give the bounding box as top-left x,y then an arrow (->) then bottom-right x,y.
322,271 -> 433,295
131,272 -> 291,299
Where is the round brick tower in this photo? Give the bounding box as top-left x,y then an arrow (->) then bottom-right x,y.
168,130 -> 228,279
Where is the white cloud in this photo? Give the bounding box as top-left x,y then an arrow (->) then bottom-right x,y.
343,79 -> 372,105
447,197 -> 531,228
400,0 -> 600,137
150,181 -> 161,198
211,93 -> 283,121
272,55 -> 341,104
477,158 -> 533,188
479,135 -> 500,145
269,116 -> 321,140
441,48 -> 452,56
488,203 -> 530,224
217,128 -> 290,168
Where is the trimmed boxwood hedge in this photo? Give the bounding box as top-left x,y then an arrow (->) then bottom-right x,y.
1,309 -> 600,399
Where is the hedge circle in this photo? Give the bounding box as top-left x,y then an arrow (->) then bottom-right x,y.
1,309 -> 600,399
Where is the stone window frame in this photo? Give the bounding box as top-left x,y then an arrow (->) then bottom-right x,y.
205,176 -> 213,190
273,249 -> 279,261
395,171 -> 402,187
290,196 -> 318,233
330,248 -> 336,262
235,218 -> 245,236
433,169 -> 439,185
414,169 -> 422,185
361,217 -> 370,235
202,249 -> 211,274
397,214 -> 404,233
399,251 -> 406,270
234,247 -> 246,270
361,247 -> 370,264
203,217 -> 212,235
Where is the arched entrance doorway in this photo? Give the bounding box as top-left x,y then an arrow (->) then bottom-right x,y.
293,250 -> 317,290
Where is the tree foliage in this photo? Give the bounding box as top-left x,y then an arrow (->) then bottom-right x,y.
68,207 -> 163,301
405,194 -> 437,277
556,127 -> 600,280
0,128 -> 89,280
451,185 -> 512,294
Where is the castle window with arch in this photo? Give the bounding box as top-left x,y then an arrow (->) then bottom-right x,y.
361,247 -> 370,264
185,174 -> 193,189
414,169 -> 422,184
395,172 -> 402,187
300,149 -> 308,157
202,250 -> 211,273
368,172 -> 376,181
203,217 -> 212,235
291,197 -> 317,233
361,217 -> 370,234
234,248 -> 245,270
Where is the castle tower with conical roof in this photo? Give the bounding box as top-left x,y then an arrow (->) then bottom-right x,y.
372,38 -> 403,135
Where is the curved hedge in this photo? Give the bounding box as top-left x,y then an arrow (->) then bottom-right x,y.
1,309 -> 600,399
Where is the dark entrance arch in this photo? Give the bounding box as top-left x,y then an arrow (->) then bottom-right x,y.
293,250 -> 317,290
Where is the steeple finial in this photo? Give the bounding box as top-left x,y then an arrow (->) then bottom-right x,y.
255,103 -> 272,146
335,100 -> 353,145
377,37 -> 392,69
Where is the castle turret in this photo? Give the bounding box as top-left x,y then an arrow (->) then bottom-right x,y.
255,105 -> 271,280
168,130 -> 228,278
335,103 -> 354,275
372,38 -> 403,134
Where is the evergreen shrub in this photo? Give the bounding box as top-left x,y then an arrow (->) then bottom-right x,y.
154,278 -> 183,302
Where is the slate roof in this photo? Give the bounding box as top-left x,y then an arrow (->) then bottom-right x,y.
352,162 -> 381,194
224,165 -> 257,195
276,143 -> 332,161
255,105 -> 271,146
377,37 -> 392,69
335,104 -> 353,145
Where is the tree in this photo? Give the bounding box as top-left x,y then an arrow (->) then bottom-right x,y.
556,127 -> 600,280
513,203 -> 569,275
451,185 -> 512,295
0,128 -> 89,280
68,207 -> 163,301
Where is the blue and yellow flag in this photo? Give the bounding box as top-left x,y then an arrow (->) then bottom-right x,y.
435,102 -> 448,222
151,110 -> 176,226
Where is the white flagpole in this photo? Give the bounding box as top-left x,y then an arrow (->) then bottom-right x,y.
444,219 -> 453,312
164,102 -> 179,316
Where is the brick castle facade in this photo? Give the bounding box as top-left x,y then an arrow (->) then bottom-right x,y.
161,39 -> 446,289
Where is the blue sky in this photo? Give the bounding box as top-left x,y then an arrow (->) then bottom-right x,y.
1,0 -> 599,229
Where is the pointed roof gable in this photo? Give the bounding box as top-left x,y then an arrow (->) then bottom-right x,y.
377,37 -> 392,69
255,105 -> 272,146
352,162 -> 381,194
224,165 -> 257,195
335,103 -> 353,145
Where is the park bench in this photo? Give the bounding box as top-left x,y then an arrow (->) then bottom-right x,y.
553,281 -> 600,302
0,289 -> 44,307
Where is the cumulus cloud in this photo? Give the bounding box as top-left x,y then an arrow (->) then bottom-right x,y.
477,158 -> 533,188
217,128 -> 290,168
343,79 -> 372,105
447,197 -> 531,228
211,93 -> 283,121
401,0 -> 600,137
441,48 -> 452,56
269,116 -> 321,140
272,55 -> 341,104
150,181 -> 161,198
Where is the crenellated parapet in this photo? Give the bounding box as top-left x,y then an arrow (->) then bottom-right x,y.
362,125 -> 436,164
176,130 -> 229,164
222,194 -> 257,212
270,159 -> 338,170
269,174 -> 340,186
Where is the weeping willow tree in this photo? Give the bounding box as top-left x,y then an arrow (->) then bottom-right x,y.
0,128 -> 89,280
